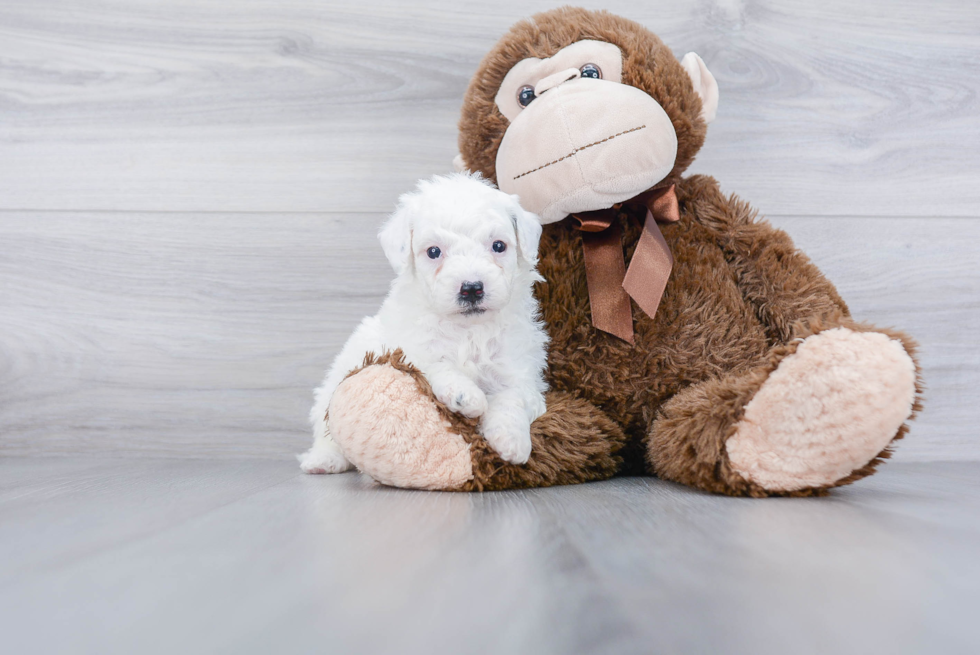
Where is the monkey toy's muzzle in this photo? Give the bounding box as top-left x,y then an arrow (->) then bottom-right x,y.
495,78 -> 678,224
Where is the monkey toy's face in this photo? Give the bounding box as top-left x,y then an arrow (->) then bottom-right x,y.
458,9 -> 719,225
494,39 -> 680,224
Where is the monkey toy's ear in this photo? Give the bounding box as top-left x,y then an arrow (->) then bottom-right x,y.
507,195 -> 543,268
378,195 -> 415,275
452,153 -> 468,173
680,52 -> 719,124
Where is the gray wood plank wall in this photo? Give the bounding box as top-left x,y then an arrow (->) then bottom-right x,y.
1,0 -> 978,461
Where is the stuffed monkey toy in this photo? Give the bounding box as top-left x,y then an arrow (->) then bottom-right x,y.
324,7 -> 922,496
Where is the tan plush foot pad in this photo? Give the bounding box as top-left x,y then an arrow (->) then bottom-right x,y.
328,363 -> 474,490
726,328 -> 917,492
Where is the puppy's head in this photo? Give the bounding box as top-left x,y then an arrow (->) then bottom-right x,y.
378,172 -> 542,318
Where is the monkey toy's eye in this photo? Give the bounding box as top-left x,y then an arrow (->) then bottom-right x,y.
426,246 -> 441,259
492,240 -> 507,253
579,63 -> 601,79
517,85 -> 536,107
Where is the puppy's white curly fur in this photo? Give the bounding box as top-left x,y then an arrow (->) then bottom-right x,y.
300,173 -> 549,473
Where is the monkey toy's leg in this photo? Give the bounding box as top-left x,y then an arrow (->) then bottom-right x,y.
327,351 -> 627,491
647,177 -> 923,496
648,322 -> 919,496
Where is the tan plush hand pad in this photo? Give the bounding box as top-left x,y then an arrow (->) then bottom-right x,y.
329,363 -> 474,490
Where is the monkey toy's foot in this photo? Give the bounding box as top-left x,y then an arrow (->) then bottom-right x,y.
726,327 -> 917,492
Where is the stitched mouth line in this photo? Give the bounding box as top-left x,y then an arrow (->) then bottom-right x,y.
512,124 -> 647,180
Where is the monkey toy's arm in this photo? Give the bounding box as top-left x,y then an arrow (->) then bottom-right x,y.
646,175 -> 922,497
322,349 -> 627,491
681,175 -> 850,341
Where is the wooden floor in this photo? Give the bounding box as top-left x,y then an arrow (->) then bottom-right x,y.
1,458 -> 977,655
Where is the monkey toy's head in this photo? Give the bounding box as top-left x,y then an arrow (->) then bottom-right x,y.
457,7 -> 718,224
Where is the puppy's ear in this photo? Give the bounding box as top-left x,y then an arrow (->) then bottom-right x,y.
508,195 -> 543,267
378,197 -> 414,275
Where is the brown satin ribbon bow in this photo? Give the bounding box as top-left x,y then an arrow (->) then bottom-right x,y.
571,184 -> 679,344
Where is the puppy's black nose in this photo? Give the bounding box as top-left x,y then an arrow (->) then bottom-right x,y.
458,281 -> 484,303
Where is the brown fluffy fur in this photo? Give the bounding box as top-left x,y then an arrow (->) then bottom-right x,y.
329,9 -> 920,495
448,7 -> 922,496
347,350 -> 628,491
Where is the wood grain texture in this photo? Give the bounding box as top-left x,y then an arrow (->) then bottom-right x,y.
0,212 -> 391,458
1,458 -> 978,654
0,0 -> 978,215
0,211 -> 976,461
0,1 -> 976,463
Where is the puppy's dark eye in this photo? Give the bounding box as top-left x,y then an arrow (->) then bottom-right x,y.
517,85 -> 536,107
580,63 -> 601,79
426,246 -> 441,259
492,240 -> 507,253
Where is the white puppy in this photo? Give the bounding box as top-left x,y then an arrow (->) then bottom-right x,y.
299,173 -> 549,474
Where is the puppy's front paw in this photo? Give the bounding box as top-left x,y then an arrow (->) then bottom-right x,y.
431,377 -> 488,418
480,406 -> 532,465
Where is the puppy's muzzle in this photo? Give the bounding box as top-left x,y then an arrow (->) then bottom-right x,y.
458,281 -> 485,308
